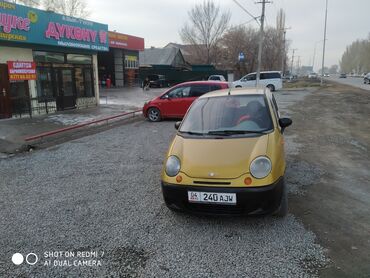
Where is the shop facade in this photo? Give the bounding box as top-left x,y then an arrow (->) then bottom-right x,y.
98,31 -> 144,87
0,1 -> 108,118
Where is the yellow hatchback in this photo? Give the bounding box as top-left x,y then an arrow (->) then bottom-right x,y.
161,88 -> 292,216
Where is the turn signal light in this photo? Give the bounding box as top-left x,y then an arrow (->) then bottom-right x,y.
176,175 -> 183,183
244,177 -> 252,185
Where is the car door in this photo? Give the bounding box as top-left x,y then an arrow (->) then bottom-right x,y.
186,84 -> 212,113
159,85 -> 191,117
245,74 -> 256,87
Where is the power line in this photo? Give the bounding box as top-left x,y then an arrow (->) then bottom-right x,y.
232,0 -> 260,26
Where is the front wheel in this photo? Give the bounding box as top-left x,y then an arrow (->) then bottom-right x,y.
235,85 -> 242,88
147,107 -> 161,122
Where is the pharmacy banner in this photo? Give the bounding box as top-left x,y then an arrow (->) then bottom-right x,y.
108,31 -> 144,51
7,61 -> 37,80
0,1 -> 109,51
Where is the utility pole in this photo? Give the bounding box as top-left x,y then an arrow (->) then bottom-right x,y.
256,0 -> 271,87
321,0 -> 328,86
280,27 -> 291,76
296,56 -> 301,76
290,49 -> 297,76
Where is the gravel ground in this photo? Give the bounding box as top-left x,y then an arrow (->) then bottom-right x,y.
0,89 -> 330,277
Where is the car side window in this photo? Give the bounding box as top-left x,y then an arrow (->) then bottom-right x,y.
271,94 -> 279,113
190,85 -> 210,97
167,86 -> 191,98
270,94 -> 281,127
210,85 -> 222,91
246,74 -> 256,81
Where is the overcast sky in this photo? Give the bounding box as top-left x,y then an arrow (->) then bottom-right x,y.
89,0 -> 370,71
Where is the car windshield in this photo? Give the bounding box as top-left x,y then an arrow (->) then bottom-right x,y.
179,95 -> 273,135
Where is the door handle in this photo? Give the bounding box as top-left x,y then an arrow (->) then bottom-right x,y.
2,88 -> 5,96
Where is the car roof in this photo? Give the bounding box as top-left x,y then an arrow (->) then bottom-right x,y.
245,71 -> 281,74
176,81 -> 228,86
199,87 -> 267,99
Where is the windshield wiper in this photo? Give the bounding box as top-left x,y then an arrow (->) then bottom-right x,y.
179,131 -> 205,136
207,130 -> 267,135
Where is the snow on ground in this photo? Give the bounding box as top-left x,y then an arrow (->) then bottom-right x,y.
44,114 -> 100,125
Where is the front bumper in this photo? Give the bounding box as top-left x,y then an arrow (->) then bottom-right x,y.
162,177 -> 284,215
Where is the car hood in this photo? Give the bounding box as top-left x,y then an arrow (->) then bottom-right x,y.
170,134 -> 269,179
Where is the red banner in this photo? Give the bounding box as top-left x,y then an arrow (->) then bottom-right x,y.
7,61 -> 37,81
108,31 -> 144,51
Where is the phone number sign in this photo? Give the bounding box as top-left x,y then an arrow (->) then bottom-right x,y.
7,61 -> 37,80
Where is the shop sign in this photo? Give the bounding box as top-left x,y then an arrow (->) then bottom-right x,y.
7,61 -> 37,80
108,31 -> 144,51
0,1 -> 109,51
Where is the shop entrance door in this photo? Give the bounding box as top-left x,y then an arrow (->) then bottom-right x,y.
0,64 -> 12,119
55,68 -> 76,110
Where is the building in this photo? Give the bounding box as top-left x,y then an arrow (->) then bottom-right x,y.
139,47 -> 226,85
164,42 -> 207,65
97,31 -> 144,87
0,1 -> 108,119
139,47 -> 189,70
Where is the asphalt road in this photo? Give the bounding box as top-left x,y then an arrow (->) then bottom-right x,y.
325,74 -> 370,91
0,84 -> 369,277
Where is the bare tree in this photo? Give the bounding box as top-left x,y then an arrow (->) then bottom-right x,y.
220,25 -> 289,75
180,0 -> 231,64
340,38 -> 370,74
15,0 -> 40,7
220,26 -> 258,76
42,0 -> 90,18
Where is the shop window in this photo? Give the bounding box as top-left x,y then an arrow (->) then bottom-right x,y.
67,54 -> 92,65
34,51 -> 65,63
74,68 -> 94,97
36,68 -> 54,99
84,69 -> 94,97
75,68 -> 85,97
124,56 -> 138,69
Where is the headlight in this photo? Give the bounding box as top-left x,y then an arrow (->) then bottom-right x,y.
250,156 -> 272,179
165,156 -> 181,177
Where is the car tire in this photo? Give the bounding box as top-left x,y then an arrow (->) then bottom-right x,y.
267,84 -> 275,91
147,107 -> 161,122
236,85 -> 242,88
274,181 -> 288,217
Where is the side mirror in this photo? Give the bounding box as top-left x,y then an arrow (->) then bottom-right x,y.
279,118 -> 292,133
174,121 -> 181,130
162,94 -> 169,99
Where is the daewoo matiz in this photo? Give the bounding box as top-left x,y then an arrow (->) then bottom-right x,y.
161,88 -> 292,216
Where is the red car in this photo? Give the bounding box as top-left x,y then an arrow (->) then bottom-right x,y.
143,81 -> 229,122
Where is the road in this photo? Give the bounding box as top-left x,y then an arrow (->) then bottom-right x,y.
0,84 -> 369,277
325,74 -> 370,91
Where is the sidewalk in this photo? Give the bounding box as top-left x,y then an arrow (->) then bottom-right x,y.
0,87 -> 164,155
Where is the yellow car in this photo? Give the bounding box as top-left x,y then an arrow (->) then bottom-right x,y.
161,88 -> 292,216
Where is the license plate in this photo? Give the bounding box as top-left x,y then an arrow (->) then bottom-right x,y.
188,191 -> 236,205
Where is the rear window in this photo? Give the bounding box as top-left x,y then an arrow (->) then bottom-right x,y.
210,84 -> 222,91
261,72 -> 281,79
209,76 -> 220,80
148,75 -> 159,81
190,85 -> 210,97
